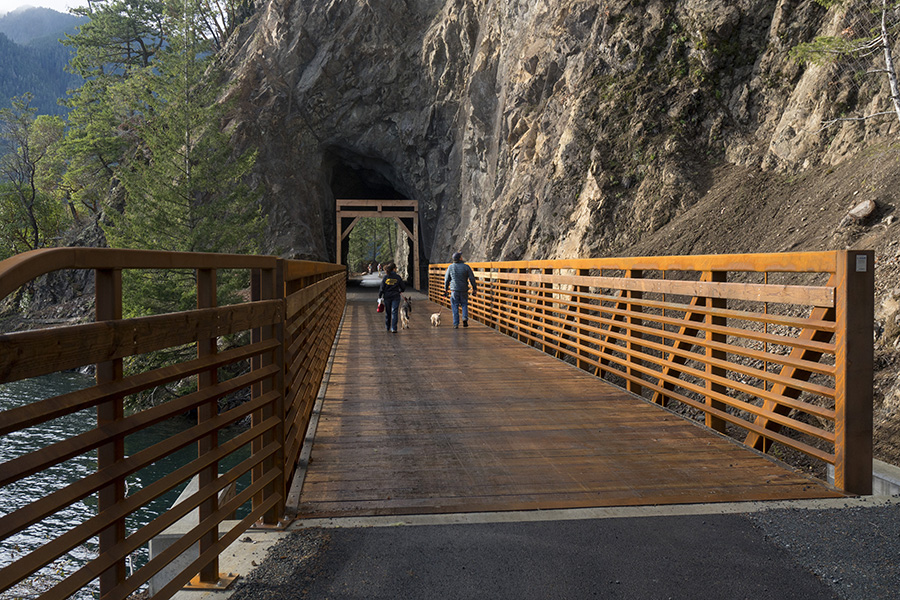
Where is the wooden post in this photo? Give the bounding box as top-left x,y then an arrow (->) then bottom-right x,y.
542,268 -> 553,353
596,269 -> 607,380
626,269 -> 643,396
196,268 -> 219,583
834,250 -> 873,494
487,267 -> 497,329
96,268 -> 126,596
413,211 -> 420,291
706,271 -> 728,433
521,271 -> 529,346
335,211 -> 343,270
252,262 -> 287,525
577,269 -> 589,372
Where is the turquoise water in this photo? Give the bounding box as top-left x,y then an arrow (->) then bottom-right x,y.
0,372 -> 250,598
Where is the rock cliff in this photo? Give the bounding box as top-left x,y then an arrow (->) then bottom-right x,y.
223,0 -> 898,263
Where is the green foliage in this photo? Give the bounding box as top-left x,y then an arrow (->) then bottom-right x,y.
99,0 -> 262,315
790,32 -> 863,65
58,0 -> 170,216
791,0 -> 900,65
2,0 -> 262,319
347,218 -> 398,273
65,0 -> 169,78
0,94 -> 66,259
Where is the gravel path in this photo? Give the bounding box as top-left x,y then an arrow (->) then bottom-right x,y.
746,501 -> 900,600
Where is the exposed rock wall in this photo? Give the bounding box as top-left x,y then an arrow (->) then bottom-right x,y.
222,0 -> 898,264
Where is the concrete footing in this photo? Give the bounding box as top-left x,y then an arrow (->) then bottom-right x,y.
827,459 -> 900,496
147,477 -> 237,596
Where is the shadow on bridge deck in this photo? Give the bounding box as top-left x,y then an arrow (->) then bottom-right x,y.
292,289 -> 843,518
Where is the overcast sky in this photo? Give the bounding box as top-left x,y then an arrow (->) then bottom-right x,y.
0,1 -> 87,16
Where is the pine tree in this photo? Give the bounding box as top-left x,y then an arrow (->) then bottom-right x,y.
102,0 -> 262,314
60,0 -> 170,219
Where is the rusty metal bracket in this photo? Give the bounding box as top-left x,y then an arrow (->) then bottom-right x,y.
184,572 -> 239,591
250,515 -> 294,531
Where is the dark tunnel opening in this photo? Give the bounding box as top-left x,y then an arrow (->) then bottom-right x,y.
325,150 -> 427,289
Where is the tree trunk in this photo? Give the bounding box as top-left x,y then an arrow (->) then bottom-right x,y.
883,0 -> 900,125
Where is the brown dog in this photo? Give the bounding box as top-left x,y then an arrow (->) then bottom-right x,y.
399,296 -> 412,329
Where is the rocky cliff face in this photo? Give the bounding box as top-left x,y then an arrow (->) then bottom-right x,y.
223,0 -> 898,264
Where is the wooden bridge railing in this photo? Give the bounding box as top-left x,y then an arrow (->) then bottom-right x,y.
430,251 -> 873,495
0,248 -> 345,600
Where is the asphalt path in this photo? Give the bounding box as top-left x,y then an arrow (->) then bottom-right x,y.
225,503 -> 900,600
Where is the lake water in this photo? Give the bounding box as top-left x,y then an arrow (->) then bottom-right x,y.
0,372 -> 250,599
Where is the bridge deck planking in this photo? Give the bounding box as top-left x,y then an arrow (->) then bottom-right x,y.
295,293 -> 843,518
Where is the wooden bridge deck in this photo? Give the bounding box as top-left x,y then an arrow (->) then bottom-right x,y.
295,291 -> 843,518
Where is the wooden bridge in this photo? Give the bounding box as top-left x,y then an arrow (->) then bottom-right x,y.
0,248 -> 873,599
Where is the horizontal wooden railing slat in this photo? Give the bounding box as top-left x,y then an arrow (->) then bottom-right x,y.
558,288 -> 839,333
531,307 -> 838,412
487,270 -> 835,307
57,467 -> 283,600
489,303 -> 836,439
0,248 -> 346,600
0,300 -> 283,384
144,489 -> 281,600
532,328 -> 838,465
489,281 -> 838,355
0,339 -> 280,436
0,368 -> 279,488
0,398 -> 280,547
463,250 -> 838,273
0,432 -> 279,595
491,289 -> 838,384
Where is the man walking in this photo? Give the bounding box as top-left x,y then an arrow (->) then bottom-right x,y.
444,252 -> 477,329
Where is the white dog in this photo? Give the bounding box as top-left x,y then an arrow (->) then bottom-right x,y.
430,309 -> 442,327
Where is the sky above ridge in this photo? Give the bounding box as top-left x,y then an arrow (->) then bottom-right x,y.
0,1 -> 87,16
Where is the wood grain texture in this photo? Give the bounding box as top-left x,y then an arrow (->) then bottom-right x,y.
295,295 -> 842,518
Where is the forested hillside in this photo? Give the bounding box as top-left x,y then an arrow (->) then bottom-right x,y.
0,8 -> 86,115
0,32 -> 80,115
0,6 -> 84,44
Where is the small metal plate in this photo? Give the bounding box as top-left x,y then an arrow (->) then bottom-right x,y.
184,573 -> 239,591
250,516 -> 294,531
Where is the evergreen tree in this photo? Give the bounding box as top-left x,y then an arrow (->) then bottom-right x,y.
59,0 -> 170,220
102,0 -> 262,315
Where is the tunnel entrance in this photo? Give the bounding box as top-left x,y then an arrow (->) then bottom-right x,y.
336,199 -> 420,290
327,151 -> 425,289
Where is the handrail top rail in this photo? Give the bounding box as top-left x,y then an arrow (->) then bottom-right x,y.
0,248 -> 344,303
431,250 -> 843,273
284,260 -> 346,281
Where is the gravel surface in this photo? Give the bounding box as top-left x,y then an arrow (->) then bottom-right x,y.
227,529 -> 330,600
745,501 -> 900,600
